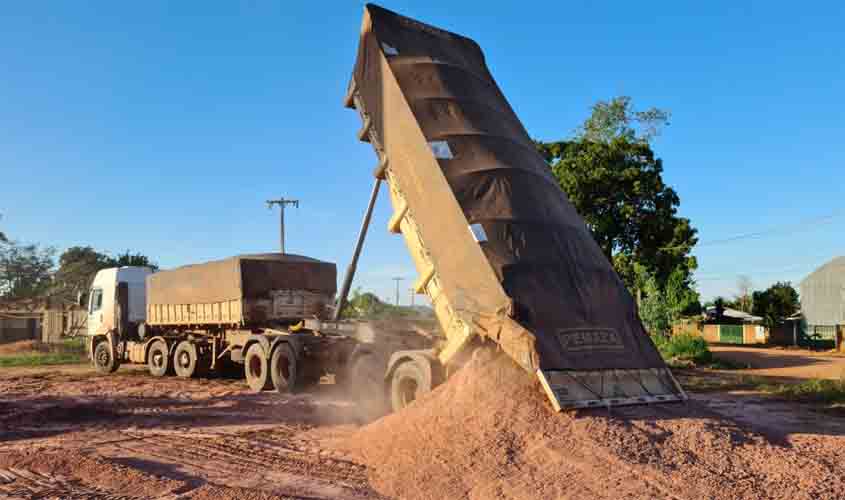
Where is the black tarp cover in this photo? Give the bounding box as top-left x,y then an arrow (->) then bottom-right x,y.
350,4 -> 665,371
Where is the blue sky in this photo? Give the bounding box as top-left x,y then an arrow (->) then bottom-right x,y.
2,1 -> 843,303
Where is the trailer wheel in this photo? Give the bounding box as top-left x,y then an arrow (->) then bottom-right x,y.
93,341 -> 119,374
147,340 -> 170,377
173,340 -> 201,378
390,360 -> 431,413
270,343 -> 299,393
244,343 -> 272,392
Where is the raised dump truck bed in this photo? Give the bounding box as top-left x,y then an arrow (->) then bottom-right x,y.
345,4 -> 685,410
146,253 -> 336,328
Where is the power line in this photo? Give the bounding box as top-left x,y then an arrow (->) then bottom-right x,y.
660,209 -> 843,252
694,253 -> 838,282
697,210 -> 842,247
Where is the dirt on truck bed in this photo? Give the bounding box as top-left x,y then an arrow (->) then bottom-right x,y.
1,362 -> 844,500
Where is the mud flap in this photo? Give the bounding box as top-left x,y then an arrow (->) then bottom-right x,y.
536,368 -> 687,412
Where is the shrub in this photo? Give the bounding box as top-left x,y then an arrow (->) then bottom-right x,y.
652,332 -> 713,365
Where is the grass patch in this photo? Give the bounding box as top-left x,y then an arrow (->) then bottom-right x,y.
0,337 -> 87,367
763,379 -> 845,405
652,332 -> 714,366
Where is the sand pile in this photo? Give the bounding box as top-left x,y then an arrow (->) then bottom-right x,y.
343,355 -> 845,500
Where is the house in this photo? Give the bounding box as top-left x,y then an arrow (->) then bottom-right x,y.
800,256 -> 845,350
701,306 -> 767,344
0,297 -> 87,344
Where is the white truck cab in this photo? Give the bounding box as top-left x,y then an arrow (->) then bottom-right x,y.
87,266 -> 153,372
87,266 -> 152,337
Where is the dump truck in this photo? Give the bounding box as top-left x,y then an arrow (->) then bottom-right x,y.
85,254 -> 357,392
339,4 -> 687,411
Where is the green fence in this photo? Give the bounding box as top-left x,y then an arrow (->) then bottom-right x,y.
719,324 -> 744,344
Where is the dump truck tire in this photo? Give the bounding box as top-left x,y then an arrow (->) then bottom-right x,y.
270,343 -> 299,393
173,341 -> 200,378
390,360 -> 431,412
147,340 -> 170,377
93,341 -> 119,374
245,343 -> 272,392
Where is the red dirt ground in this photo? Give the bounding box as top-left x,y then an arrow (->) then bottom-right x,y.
711,345 -> 845,380
1,358 -> 843,499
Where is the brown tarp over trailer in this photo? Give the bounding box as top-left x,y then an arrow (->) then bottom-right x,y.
147,253 -> 336,305
348,4 -> 683,409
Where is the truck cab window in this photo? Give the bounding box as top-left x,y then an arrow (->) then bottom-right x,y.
90,289 -> 103,313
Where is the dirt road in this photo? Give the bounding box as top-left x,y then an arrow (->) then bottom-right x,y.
0,366 -> 384,500
711,345 -> 845,380
1,362 -> 843,499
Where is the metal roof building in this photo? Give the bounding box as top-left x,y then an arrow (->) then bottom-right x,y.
800,256 -> 845,326
799,257 -> 845,348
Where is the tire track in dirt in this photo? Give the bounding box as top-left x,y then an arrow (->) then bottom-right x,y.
95,429 -> 379,500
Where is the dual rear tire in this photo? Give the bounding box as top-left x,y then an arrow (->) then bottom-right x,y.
148,339 -> 207,378
244,342 -> 299,393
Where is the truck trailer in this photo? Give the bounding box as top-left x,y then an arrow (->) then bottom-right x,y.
86,254 -> 356,392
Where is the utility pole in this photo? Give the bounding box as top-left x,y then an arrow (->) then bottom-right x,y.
409,288 -> 415,307
392,277 -> 404,306
266,197 -> 299,254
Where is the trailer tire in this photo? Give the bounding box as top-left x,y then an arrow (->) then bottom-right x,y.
93,341 -> 119,374
173,341 -> 201,378
390,360 -> 430,413
270,343 -> 299,393
147,340 -> 170,377
244,343 -> 272,392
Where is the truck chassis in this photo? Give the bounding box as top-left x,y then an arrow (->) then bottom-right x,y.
89,322 -> 356,394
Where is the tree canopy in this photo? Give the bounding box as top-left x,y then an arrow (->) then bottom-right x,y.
0,241 -> 56,300
53,246 -> 158,301
752,282 -> 800,330
536,96 -> 698,298
577,96 -> 671,145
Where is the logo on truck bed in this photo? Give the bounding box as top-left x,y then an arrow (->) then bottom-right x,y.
557,328 -> 624,352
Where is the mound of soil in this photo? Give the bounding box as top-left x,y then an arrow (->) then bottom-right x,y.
343,355 -> 845,500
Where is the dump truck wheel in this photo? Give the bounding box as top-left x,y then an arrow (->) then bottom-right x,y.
390,360 -> 430,412
147,340 -> 170,377
245,343 -> 272,392
93,341 -> 119,374
173,341 -> 200,378
270,343 -> 299,393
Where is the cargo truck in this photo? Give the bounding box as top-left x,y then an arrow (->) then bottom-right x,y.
85,254 -> 357,392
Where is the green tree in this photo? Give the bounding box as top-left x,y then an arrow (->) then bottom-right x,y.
664,267 -> 701,320
112,250 -> 159,271
53,247 -> 158,301
537,98 -> 697,292
636,265 -> 671,336
0,241 -> 56,299
752,282 -> 800,330
578,96 -> 670,144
